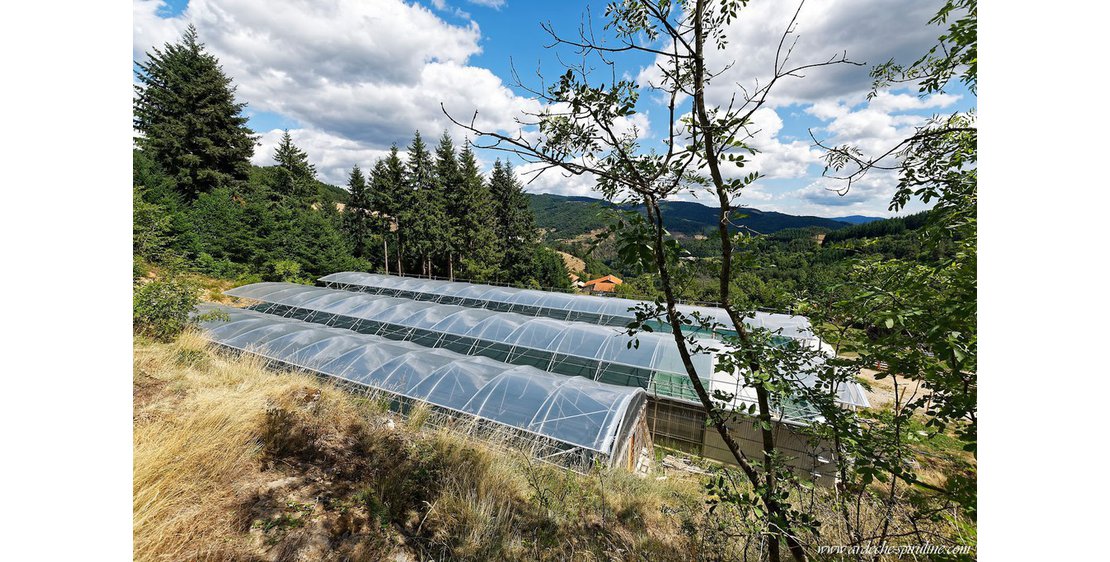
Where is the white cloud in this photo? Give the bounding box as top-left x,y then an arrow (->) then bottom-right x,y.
516,163 -> 599,198
736,107 -> 821,180
429,0 -> 472,21
807,91 -> 959,158
468,0 -> 505,8
696,0 -> 946,108
798,175 -> 889,208
867,91 -> 962,113
133,0 -> 537,184
253,128 -> 393,185
639,1 -> 936,105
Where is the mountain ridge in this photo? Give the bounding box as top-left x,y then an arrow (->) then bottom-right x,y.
527,192 -> 863,240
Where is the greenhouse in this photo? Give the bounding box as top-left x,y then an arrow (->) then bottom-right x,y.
319,271 -> 825,347
223,283 -> 869,421
196,305 -> 652,470
225,282 -> 715,404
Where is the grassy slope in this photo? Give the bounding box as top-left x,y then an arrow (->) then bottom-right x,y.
133,331 -> 709,561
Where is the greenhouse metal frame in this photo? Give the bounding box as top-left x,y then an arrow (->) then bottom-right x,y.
197,305 -> 650,470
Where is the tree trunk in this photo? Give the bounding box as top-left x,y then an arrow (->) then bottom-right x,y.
383,237 -> 390,275
691,1 -> 804,559
396,239 -> 403,276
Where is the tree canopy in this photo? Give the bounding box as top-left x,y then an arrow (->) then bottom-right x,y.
133,25 -> 257,200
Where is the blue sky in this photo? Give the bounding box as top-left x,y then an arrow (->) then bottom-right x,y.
134,0 -> 975,217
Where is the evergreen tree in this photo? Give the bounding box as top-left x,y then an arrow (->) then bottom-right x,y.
133,185 -> 172,262
134,25 -> 257,200
403,132 -> 449,276
455,144 -> 501,281
133,149 -> 197,257
370,146 -> 407,274
272,130 -> 317,203
343,164 -> 373,259
189,188 -> 257,265
433,133 -> 464,279
490,160 -> 538,283
533,246 -> 572,290
261,203 -> 353,278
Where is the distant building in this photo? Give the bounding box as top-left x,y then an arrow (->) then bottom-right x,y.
583,274 -> 623,293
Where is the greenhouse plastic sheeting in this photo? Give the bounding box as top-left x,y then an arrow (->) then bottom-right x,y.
225,282 -> 714,403
197,305 -> 646,458
224,283 -> 870,415
319,272 -> 818,341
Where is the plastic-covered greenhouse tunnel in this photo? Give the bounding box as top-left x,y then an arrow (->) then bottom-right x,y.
212,276 -> 869,482
197,305 -> 653,472
319,271 -> 823,345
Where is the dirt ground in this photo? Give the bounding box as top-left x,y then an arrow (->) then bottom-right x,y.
555,250 -> 586,273
856,367 -> 930,411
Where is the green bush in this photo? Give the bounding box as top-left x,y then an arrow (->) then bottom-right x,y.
133,255 -> 151,282
262,259 -> 312,284
195,252 -> 248,279
134,277 -> 200,341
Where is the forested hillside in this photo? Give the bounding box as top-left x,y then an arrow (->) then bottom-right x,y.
529,193 -> 855,241
527,191 -> 945,312
548,209 -> 953,312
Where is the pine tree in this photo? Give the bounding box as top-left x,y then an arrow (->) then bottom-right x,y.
403,132 -> 449,276
134,24 -> 257,200
433,133 -> 463,279
455,144 -> 501,281
343,164 -> 372,259
370,146 -> 407,274
490,160 -> 538,283
272,130 -> 317,203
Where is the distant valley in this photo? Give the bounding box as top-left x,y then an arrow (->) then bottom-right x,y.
526,193 -> 882,241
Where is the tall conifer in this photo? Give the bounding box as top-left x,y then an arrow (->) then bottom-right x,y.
343,164 -> 372,259
403,132 -> 449,276
272,130 -> 316,203
433,133 -> 463,279
490,160 -> 537,282
134,25 -> 256,199
455,144 -> 501,281
370,146 -> 407,274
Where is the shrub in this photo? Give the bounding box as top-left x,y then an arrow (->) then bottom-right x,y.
134,277 -> 200,341
195,252 -> 248,279
133,255 -> 151,282
263,259 -> 312,284
133,185 -> 172,261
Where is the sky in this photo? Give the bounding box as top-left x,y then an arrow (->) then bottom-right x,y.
133,0 -> 975,218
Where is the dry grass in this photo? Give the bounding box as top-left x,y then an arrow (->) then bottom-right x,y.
134,331 -> 290,560
133,330 -> 709,561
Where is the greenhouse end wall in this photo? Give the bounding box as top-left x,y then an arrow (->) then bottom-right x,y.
647,398 -> 839,483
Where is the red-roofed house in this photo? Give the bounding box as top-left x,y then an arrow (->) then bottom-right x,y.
583,274 -> 623,293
